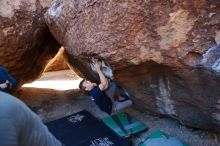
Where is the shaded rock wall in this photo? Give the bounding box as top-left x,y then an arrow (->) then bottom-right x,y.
0,0 -> 60,86
45,0 -> 220,130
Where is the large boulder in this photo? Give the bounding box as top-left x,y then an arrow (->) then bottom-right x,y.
0,0 -> 60,86
45,0 -> 220,131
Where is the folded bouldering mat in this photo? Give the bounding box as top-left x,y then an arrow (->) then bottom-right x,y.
101,112 -> 148,138
139,130 -> 189,146
45,110 -> 132,146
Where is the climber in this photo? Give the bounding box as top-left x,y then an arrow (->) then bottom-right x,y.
0,91 -> 65,146
0,66 -> 17,93
79,59 -> 132,115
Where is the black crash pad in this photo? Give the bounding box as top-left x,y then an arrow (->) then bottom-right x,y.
45,110 -> 132,146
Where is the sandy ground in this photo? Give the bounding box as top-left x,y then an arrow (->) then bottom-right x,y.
16,70 -> 220,146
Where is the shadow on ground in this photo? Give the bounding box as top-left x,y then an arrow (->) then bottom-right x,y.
15,87 -> 220,146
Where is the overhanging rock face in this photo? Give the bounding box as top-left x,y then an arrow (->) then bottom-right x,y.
45,0 -> 220,130
0,0 -> 60,86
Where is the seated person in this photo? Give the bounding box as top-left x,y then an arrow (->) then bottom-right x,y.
0,66 -> 17,93
79,60 -> 132,115
0,91 -> 64,146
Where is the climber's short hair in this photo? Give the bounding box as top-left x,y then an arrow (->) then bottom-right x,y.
79,79 -> 86,90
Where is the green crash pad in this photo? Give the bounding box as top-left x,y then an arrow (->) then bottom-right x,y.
139,130 -> 189,146
101,112 -> 148,138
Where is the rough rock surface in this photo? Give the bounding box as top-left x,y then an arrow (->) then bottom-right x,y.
45,0 -> 220,131
0,0 -> 60,86
44,47 -> 69,72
